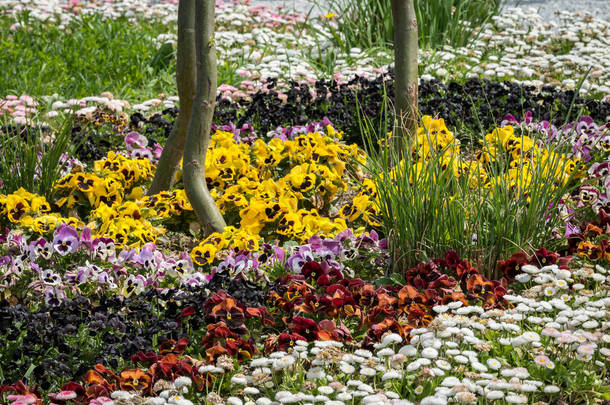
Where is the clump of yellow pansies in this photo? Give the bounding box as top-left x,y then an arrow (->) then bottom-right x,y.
378,116 -> 580,195
1,126 -> 382,260
483,124 -> 581,194
190,127 -> 378,265
1,119 -> 581,265
0,151 -> 168,249
0,188 -> 83,234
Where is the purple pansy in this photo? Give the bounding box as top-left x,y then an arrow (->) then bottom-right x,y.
40,269 -> 62,286
131,147 -> 153,160
92,237 -> 115,261
122,274 -> 146,297
28,238 -> 53,261
52,224 -> 79,256
124,131 -> 148,151
80,226 -> 92,251
44,286 -> 66,306
186,272 -> 207,287
163,257 -> 193,279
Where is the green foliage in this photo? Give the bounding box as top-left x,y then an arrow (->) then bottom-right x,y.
415,0 -> 503,50
0,115 -> 77,199
314,0 -> 503,52
0,12 -> 175,101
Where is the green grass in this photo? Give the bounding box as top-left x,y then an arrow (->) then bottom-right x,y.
312,0 -> 504,54
0,12 -> 176,101
0,114 -> 78,199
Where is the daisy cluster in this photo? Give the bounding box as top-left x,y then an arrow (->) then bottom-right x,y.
456,7 -> 610,96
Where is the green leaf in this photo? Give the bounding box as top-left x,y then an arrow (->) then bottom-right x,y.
390,273 -> 406,285
150,42 -> 174,72
24,363 -> 36,380
282,240 -> 300,249
374,277 -> 394,287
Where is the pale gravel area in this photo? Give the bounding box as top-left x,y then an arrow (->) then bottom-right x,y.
250,0 -> 610,23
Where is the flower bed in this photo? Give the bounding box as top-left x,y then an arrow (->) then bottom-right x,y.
1,1 -> 610,404
1,105 -> 610,403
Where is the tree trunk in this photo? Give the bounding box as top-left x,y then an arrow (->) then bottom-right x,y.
391,0 -> 418,142
148,0 -> 197,195
182,0 -> 226,234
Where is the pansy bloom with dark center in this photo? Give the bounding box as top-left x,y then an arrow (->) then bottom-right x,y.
118,369 -> 152,392
498,252 -> 529,283
52,224 -> 79,256
289,316 -> 319,340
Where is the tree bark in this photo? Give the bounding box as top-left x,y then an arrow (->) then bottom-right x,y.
182,0 -> 226,234
391,0 -> 418,142
148,0 -> 197,195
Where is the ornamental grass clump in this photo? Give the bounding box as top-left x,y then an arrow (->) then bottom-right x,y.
312,0 -> 503,53
363,114 -> 580,279
0,115 -> 79,200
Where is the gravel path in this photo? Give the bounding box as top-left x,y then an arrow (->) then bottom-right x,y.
250,0 -> 610,23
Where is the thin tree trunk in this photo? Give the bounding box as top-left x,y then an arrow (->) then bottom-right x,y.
391,0 -> 418,142
148,0 -> 197,195
182,0 -> 226,234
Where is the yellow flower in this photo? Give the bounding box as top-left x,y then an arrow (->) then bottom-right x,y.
191,243 -> 217,265
485,125 -> 514,147
128,186 -> 145,200
277,212 -> 303,236
286,164 -> 316,193
233,232 -> 260,252
30,196 -> 51,213
326,124 -> 342,138
239,198 -> 267,234
30,214 -> 62,234
339,201 -> 361,222
13,187 -> 37,201
5,194 -> 29,222
118,201 -> 143,219
202,232 -> 229,250
474,145 -> 497,164
107,224 -> 129,248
